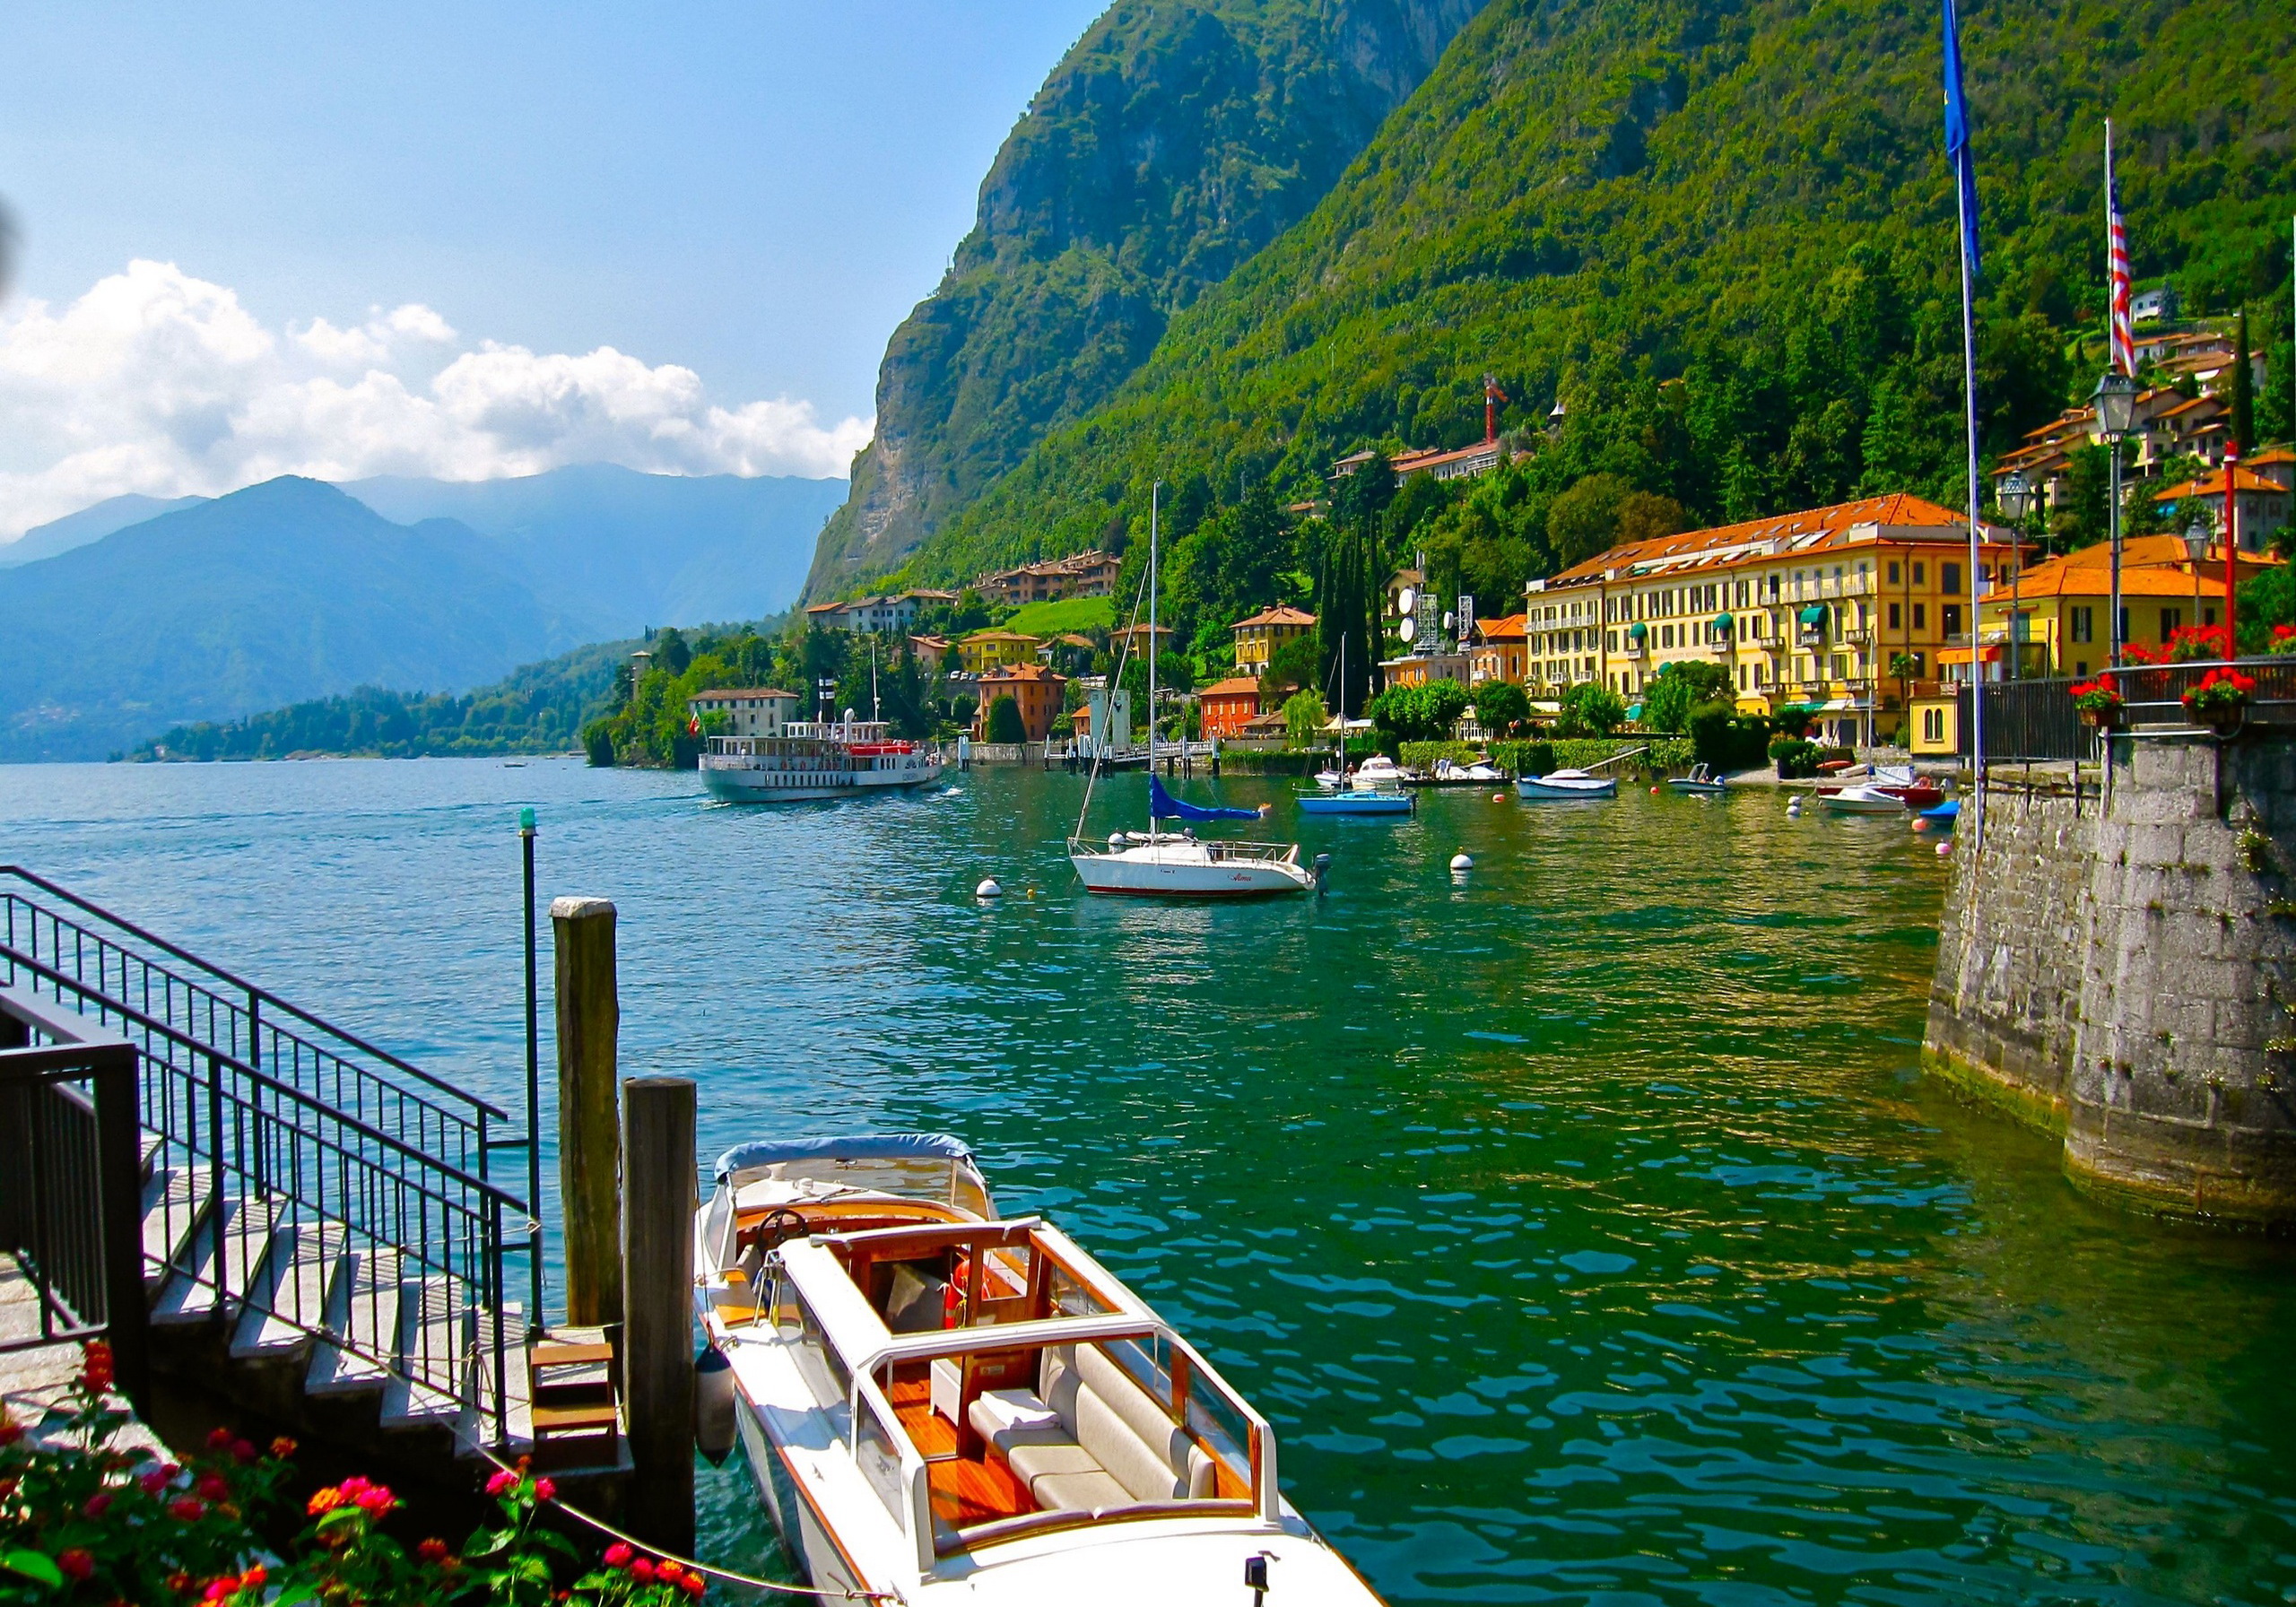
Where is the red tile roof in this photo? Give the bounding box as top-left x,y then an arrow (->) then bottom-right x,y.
1547,493 -> 2002,586
1231,605 -> 1316,630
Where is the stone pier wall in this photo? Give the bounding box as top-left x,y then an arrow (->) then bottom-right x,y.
1925,734 -> 2296,1227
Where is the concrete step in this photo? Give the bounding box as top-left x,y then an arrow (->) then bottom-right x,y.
380,1273 -> 466,1429
139,1130 -> 162,1184
139,1165 -> 214,1292
460,1303 -> 534,1454
305,1246 -> 403,1398
230,1221 -> 346,1361
150,1195 -> 283,1327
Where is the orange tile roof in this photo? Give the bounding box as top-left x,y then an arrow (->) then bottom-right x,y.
1474,613 -> 1529,640
1199,677 -> 1263,698
2151,468 -> 2286,500
2247,447 -> 2294,466
1231,604 -> 1316,630
977,662 -> 1065,683
1547,492 -> 2004,586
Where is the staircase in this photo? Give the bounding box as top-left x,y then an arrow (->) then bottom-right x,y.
0,867 -> 613,1494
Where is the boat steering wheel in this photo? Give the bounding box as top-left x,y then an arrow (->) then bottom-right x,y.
754,1206 -> 811,1249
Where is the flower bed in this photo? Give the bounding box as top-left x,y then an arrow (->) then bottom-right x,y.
2,1342 -> 703,1604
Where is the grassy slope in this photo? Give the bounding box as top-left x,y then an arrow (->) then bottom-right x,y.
895,0 -> 2294,584
1002,595 -> 1118,635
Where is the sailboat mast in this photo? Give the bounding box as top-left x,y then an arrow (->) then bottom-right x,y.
1147,480 -> 1161,835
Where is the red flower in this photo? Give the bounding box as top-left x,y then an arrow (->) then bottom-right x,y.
604,1543 -> 633,1568
141,1467 -> 172,1495
205,1428 -> 233,1451
241,1565 -> 266,1588
0,1417 -> 20,1446
83,1491 -> 114,1518
196,1472 -> 229,1502
57,1550 -> 95,1581
631,1559 -> 657,1584
229,1438 -> 257,1464
418,1538 -> 450,1563
270,1437 -> 298,1459
532,1476 -> 556,1502
170,1496 -> 206,1521
486,1468 -> 520,1496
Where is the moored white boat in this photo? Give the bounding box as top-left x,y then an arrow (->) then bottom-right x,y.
1665,764 -> 1730,797
1515,769 -> 1618,800
694,1135 -> 1387,1606
702,719 -> 944,804
1820,783 -> 1909,814
1068,830 -> 1320,894
1348,755 -> 1410,790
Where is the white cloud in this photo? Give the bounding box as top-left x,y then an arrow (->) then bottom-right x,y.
0,260 -> 871,537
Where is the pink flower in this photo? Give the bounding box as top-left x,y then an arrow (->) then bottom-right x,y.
229,1438 -> 257,1464
57,1550 -> 94,1581
140,1467 -> 171,1494
83,1491 -> 114,1518
486,1468 -> 519,1496
196,1472 -> 230,1502
170,1496 -> 206,1521
631,1559 -> 657,1584
353,1482 -> 396,1518
604,1543 -> 633,1568
532,1476 -> 556,1502
206,1427 -> 234,1450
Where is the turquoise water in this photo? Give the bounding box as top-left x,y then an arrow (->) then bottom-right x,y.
4,757 -> 2292,1605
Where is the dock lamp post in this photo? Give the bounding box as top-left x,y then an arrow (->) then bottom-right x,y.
517,805 -> 543,1337
2093,371 -> 2139,665
1998,471 -> 2031,679
2184,518 -> 2210,645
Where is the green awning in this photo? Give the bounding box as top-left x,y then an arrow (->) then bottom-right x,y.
1627,620 -> 1648,638
1797,604 -> 1828,625
1712,613 -> 1734,631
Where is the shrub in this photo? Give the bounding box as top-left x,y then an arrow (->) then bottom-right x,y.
1769,735 -> 1820,777
1368,680 -> 1472,742
1688,703 -> 1770,772
1555,681 -> 1627,736
1772,703 -> 1816,740
985,694 -> 1026,744
581,720 -> 616,768
1471,681 -> 1532,736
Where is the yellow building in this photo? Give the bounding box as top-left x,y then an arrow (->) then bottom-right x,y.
1230,605 -> 1315,674
957,629 -> 1045,674
1535,493 -> 2025,744
1973,533 -> 2280,677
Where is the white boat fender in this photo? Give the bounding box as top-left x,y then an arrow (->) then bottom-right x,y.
1450,853 -> 1473,872
1935,839 -> 1953,857
695,1344 -> 736,1465
976,878 -> 1002,899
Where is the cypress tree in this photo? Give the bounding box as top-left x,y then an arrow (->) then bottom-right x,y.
2231,307 -> 2255,456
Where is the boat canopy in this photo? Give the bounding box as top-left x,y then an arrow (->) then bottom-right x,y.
711,1133 -> 971,1186
1148,774 -> 1261,822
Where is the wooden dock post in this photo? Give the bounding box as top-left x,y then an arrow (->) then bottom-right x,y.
622,1075 -> 697,1553
551,896 -> 622,1328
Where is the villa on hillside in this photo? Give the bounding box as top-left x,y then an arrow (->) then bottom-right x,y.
957,629 -> 1044,674
1230,605 -> 1314,674
974,550 -> 1122,607
687,687 -> 798,738
804,590 -> 956,633
1331,440 -> 1505,484
972,662 -> 1066,742
2149,461 -> 2292,546
1533,492 -> 2026,747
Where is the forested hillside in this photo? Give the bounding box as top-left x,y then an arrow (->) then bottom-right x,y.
886,0 -> 2294,595
803,0 -> 1483,596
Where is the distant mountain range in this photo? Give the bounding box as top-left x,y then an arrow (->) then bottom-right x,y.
0,465 -> 843,762
0,494 -> 210,568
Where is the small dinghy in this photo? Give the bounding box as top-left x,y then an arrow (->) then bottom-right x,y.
1297,786 -> 1414,816
694,1134 -> 1387,1605
1665,763 -> 1729,796
1516,769 -> 1618,800
1917,798 -> 1960,830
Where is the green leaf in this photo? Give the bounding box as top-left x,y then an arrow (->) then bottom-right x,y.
0,1551 -> 63,1590
273,1584 -> 317,1605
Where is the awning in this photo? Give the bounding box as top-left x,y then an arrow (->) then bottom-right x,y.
1813,698 -> 1859,712
1627,620 -> 1648,638
1796,604 -> 1828,625
1935,646 -> 2001,665
1711,613 -> 1734,631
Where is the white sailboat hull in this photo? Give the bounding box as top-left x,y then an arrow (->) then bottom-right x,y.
1516,771 -> 1618,799
1070,841 -> 1315,897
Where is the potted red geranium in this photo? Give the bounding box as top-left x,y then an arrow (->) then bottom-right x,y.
2069,677 -> 2126,730
2181,666 -> 2256,736
2270,623 -> 2296,657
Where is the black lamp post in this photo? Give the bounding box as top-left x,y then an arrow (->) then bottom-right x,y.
2184,517 -> 2211,641
2093,371 -> 2139,664
1998,470 -> 2031,678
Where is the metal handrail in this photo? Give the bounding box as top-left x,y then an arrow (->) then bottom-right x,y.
1,866 -> 507,1119
2102,656 -> 2296,727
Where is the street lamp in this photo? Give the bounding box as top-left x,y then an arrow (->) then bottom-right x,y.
1998,470 -> 2031,678
2093,370 -> 2139,665
2182,517 -> 2211,647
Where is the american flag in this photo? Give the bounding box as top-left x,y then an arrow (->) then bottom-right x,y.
2107,119 -> 2135,376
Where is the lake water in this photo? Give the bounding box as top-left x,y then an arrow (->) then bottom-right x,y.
4,756 -> 2292,1605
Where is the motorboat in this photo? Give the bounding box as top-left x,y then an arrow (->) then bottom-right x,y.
1515,769 -> 1618,800
1665,764 -> 1730,797
694,1134 -> 1387,1606
1415,757 -> 1505,787
1296,787 -> 1414,816
1821,783 -> 1910,814
1348,755 -> 1410,790
1312,767 -> 1346,790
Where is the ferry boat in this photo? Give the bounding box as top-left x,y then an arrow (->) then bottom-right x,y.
694,1134 -> 1386,1605
700,719 -> 944,804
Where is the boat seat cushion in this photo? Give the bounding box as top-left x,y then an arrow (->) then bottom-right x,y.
1043,1345 -> 1218,1503
1030,1468 -> 1134,1513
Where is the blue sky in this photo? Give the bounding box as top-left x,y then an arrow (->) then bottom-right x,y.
0,1 -> 1109,532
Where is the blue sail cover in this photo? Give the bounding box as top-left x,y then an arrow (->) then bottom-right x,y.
1149,773 -> 1263,821
712,1133 -> 970,1186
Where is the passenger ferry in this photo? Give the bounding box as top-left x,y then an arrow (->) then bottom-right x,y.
700,719 -> 944,804
694,1134 -> 1386,1604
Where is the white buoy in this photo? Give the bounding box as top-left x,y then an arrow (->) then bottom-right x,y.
1450,853 -> 1473,872
976,878 -> 1002,899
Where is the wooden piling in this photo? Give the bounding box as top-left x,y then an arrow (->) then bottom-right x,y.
622,1075 -> 697,1553
551,896 -> 622,1327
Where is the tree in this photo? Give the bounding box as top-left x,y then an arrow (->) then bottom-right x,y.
1555,680 -> 1626,736
1640,661 -> 1730,733
653,627 -> 691,676
1260,631 -> 1319,704
1367,679 -> 1471,742
1614,492 -> 1687,547
1888,650 -> 1919,717
985,695 -> 1025,743
1546,473 -> 1631,569
1472,680 -> 1532,736
1283,688 -> 1328,744
2232,307 -> 2255,456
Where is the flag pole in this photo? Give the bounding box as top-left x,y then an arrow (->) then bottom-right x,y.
1944,0 -> 1985,847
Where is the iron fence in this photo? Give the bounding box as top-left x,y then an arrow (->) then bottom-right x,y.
0,866 -> 529,1442
2106,656 -> 2296,729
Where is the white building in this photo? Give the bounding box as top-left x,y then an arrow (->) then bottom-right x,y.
687,688 -> 798,737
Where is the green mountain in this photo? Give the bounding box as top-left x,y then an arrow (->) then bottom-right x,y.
0,478 -> 581,762
803,0 -> 1484,597
885,0 -> 2296,588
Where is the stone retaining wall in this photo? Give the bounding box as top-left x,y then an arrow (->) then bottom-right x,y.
1926,734 -> 2296,1226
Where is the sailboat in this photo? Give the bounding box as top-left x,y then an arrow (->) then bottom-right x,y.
1068,485 -> 1320,897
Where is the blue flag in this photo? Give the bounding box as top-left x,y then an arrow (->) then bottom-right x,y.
1942,0 -> 1981,279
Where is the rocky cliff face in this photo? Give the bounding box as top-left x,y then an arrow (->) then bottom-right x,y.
804,0 -> 1484,598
